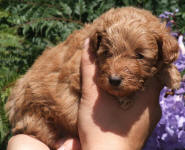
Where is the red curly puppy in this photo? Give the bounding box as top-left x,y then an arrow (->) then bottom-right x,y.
6,7 -> 181,149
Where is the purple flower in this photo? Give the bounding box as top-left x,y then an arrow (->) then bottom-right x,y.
166,21 -> 174,28
176,116 -> 185,128
178,35 -> 185,55
178,130 -> 185,145
175,88 -> 185,95
175,8 -> 179,13
159,14 -> 169,18
164,11 -> 174,16
171,32 -> 178,37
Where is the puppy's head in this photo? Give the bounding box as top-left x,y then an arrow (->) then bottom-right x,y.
89,7 -> 179,97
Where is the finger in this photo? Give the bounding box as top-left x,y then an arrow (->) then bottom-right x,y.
57,138 -> 81,150
81,38 -> 98,95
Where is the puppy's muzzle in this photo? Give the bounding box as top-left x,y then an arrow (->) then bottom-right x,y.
109,75 -> 122,86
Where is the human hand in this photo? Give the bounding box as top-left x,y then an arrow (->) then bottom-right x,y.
78,39 -> 162,150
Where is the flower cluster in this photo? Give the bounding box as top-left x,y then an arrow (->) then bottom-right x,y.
143,10 -> 185,150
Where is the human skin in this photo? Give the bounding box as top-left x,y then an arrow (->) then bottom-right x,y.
7,39 -> 162,150
7,135 -> 80,150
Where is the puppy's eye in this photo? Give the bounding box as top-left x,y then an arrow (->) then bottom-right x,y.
136,53 -> 144,59
102,50 -> 112,57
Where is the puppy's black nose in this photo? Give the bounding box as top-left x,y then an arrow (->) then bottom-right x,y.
109,75 -> 122,86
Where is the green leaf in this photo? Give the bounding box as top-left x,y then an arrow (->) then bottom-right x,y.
0,33 -> 23,48
182,12 -> 185,19
60,2 -> 72,17
121,0 -> 130,6
0,10 -> 9,18
75,0 -> 86,17
22,25 -> 30,36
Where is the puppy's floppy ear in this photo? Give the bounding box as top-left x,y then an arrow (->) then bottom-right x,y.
157,31 -> 179,64
89,31 -> 103,53
155,25 -> 181,89
157,64 -> 181,89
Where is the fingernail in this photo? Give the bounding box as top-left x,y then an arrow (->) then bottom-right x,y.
84,38 -> 90,49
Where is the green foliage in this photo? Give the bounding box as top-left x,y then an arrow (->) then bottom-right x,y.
0,87 -> 11,149
0,0 -> 184,149
175,7 -> 185,34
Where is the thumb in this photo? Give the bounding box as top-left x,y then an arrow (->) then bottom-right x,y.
81,39 -> 96,93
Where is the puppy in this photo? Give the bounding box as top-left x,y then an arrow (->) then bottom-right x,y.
5,7 -> 181,149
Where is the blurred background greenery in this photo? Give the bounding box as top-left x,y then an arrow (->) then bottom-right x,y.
0,0 -> 185,149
